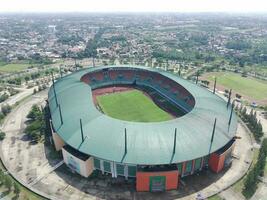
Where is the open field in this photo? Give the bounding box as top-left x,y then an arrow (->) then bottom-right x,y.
97,89 -> 172,122
204,72 -> 267,100
0,63 -> 30,73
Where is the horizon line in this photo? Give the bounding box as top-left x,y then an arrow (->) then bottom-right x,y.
1,11 -> 267,14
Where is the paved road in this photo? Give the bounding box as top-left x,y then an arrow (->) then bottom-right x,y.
0,87 -> 34,112
0,88 -> 254,200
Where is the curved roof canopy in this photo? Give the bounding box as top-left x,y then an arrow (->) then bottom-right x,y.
48,66 -> 238,165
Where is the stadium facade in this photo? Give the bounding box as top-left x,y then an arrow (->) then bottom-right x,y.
48,66 -> 238,192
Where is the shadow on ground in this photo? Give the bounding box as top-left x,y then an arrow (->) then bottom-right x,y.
41,143 -> 229,200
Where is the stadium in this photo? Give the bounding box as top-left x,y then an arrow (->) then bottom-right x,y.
48,66 -> 238,192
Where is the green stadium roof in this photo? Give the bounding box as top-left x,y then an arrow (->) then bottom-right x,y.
48,66 -> 238,165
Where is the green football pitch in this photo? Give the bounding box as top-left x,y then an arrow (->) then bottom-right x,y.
0,63 -> 30,72
96,89 -> 173,122
205,72 -> 267,100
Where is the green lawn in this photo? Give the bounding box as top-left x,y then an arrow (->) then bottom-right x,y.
208,195 -> 223,200
97,89 -> 172,122
0,63 -> 30,72
205,72 -> 267,100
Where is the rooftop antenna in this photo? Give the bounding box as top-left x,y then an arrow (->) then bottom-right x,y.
80,119 -> 84,142
173,128 -> 177,155
58,104 -> 63,125
170,128 -> 177,163
208,118 -> 217,156
227,89 -> 232,108
51,72 -> 58,107
75,59 -> 78,71
228,100 -> 235,126
59,65 -> 63,78
93,57 -> 95,67
121,128 -> 127,162
213,77 -> 217,94
125,128 -> 127,154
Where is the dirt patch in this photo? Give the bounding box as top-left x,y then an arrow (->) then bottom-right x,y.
92,86 -> 134,105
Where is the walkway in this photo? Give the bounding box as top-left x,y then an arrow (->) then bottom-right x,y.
0,90 -> 254,200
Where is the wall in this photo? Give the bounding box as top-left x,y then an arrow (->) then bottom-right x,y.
136,170 -> 179,192
209,140 -> 235,173
62,148 -> 94,177
52,131 -> 65,151
209,153 -> 225,173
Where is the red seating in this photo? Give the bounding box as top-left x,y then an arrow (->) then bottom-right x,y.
81,74 -> 91,84
138,71 -> 149,81
187,99 -> 195,106
81,75 -> 88,83
122,70 -> 134,80
109,70 -> 118,80
82,69 -> 195,108
94,72 -> 104,81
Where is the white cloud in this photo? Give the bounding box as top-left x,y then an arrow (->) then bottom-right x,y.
0,0 -> 266,13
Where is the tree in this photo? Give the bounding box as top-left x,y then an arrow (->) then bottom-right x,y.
3,176 -> 12,192
257,138 -> 267,176
1,104 -> 11,116
226,40 -> 251,50
243,167 -> 258,196
26,105 -> 42,121
0,92 -> 9,103
202,80 -> 210,87
13,182 -> 21,197
0,131 -> 6,140
25,105 -> 45,142
243,138 -> 267,197
0,112 -> 4,121
0,170 -> 4,185
24,76 -> 30,83
236,93 -> 242,99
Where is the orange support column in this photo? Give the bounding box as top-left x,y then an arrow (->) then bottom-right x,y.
136,170 -> 179,192
209,153 -> 226,173
182,162 -> 186,176
191,160 -> 195,174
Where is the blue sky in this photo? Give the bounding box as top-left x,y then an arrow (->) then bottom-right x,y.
0,0 -> 266,13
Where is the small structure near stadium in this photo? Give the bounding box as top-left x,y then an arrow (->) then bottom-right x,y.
48,66 -> 238,192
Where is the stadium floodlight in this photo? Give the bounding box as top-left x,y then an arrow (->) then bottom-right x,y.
173,128 -> 177,155
125,128 -> 127,154
228,100 -> 235,126
208,118 -> 217,156
80,118 -> 84,142
227,89 -> 232,108
58,104 -> 63,125
213,77 -> 217,94
51,71 -> 58,107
